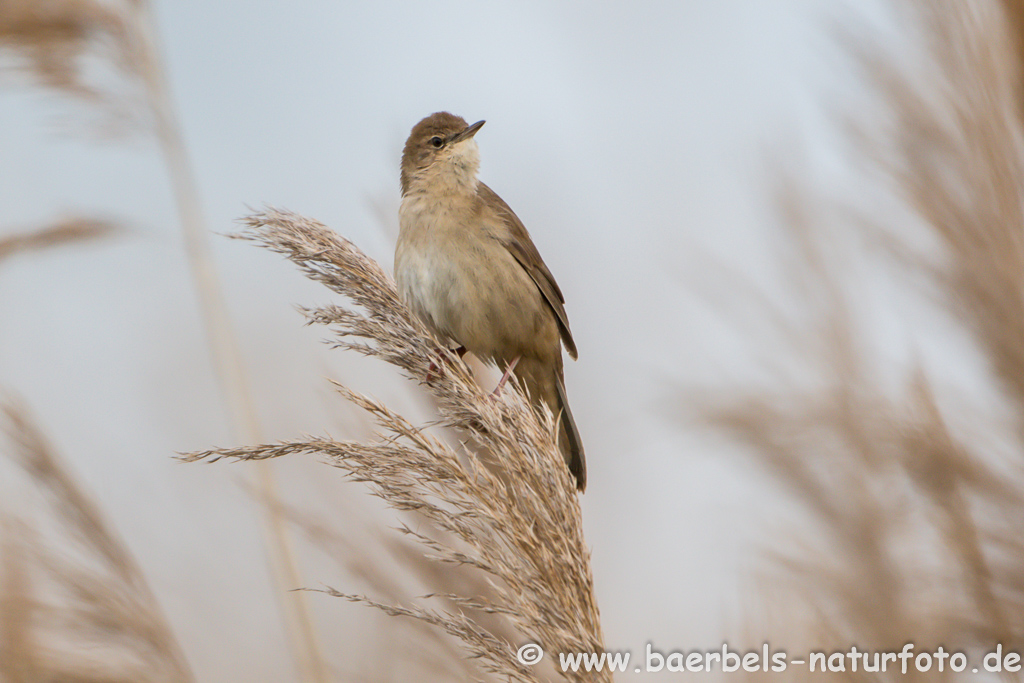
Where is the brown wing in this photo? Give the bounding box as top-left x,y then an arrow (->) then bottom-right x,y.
479,183 -> 578,360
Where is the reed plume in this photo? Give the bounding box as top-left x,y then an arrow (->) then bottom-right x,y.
0,0 -> 150,133
0,217 -> 116,264
705,1 -> 1024,677
187,208 -> 606,682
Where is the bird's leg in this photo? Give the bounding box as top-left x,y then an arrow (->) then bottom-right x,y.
489,356 -> 521,398
426,346 -> 468,383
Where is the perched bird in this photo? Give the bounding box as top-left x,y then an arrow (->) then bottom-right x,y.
395,112 -> 586,491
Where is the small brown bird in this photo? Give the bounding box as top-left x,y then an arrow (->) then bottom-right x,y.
395,112 -> 586,491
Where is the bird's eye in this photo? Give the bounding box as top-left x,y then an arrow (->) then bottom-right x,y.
430,136 -> 444,148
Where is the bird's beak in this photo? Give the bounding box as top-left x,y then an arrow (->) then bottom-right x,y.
449,120 -> 485,144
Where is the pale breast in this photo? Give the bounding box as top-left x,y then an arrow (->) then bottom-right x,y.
396,194 -> 555,365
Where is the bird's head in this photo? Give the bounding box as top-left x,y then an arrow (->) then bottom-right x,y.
400,112 -> 485,196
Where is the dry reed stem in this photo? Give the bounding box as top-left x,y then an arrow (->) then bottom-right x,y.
186,208 -> 605,682
0,401 -> 194,683
129,11 -> 328,678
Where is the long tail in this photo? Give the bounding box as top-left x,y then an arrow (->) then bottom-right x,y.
555,375 -> 587,492
517,356 -> 587,491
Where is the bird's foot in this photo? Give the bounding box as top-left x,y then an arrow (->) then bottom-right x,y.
426,346 -> 467,383
488,356 -> 521,400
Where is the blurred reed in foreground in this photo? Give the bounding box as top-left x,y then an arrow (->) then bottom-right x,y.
186,209 -> 606,682
708,1 -> 1024,678
0,218 -> 117,264
1,1 -> 324,679
0,402 -> 193,683
0,199 -> 187,683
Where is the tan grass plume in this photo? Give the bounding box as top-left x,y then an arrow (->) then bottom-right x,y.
186,208 -> 607,682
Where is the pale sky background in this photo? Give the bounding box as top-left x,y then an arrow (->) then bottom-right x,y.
0,0 -> 957,680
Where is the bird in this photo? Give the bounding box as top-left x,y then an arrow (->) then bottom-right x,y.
395,112 -> 586,491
